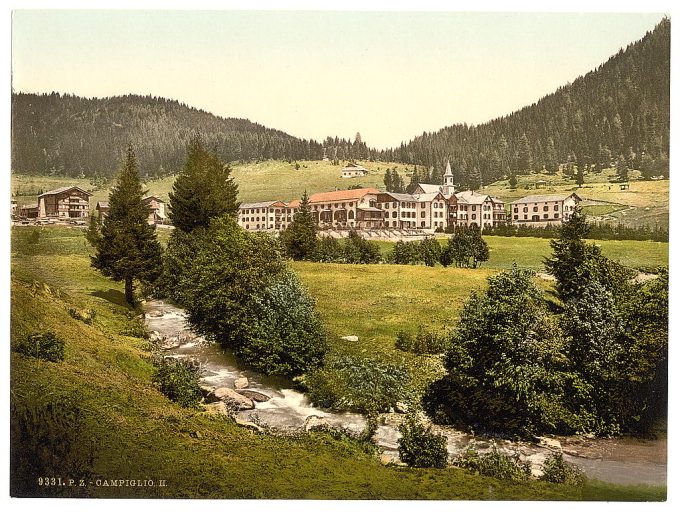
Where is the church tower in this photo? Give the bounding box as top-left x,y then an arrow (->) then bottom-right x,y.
442,160 -> 455,196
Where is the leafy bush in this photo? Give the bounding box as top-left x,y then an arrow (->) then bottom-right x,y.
153,358 -> 203,408
306,355 -> 410,413
419,237 -> 442,267
236,270 -> 327,377
13,331 -> 65,362
68,307 -> 96,325
539,453 -> 584,485
120,315 -> 149,338
454,444 -> 531,481
343,230 -> 381,264
312,235 -> 344,263
388,240 -> 421,265
423,267 -> 573,436
397,416 -> 448,468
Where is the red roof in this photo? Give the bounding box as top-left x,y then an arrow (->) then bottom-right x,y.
307,188 -> 380,204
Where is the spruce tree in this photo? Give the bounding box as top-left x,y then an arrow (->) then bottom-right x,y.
168,136 -> 239,233
616,154 -> 629,182
91,144 -> 162,305
280,191 -> 318,260
517,132 -> 533,172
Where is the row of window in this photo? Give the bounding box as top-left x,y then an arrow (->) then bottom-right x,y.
513,213 -> 561,220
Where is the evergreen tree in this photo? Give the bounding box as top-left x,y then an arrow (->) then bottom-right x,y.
280,191 -> 318,260
90,144 -> 162,305
517,132 -> 533,172
168,137 -> 239,232
575,165 -> 585,187
508,173 -> 518,188
383,168 -> 393,192
616,154 -> 629,182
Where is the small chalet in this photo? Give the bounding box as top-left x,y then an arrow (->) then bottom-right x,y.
38,186 -> 91,219
143,196 -> 166,225
341,163 -> 368,178
95,201 -> 110,222
19,204 -> 39,219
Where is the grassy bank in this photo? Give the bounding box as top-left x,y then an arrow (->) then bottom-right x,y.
9,226 -> 666,499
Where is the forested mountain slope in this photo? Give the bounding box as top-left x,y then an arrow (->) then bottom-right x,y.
379,18 -> 670,187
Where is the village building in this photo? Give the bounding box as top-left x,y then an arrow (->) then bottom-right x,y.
95,201 -> 109,222
307,188 -> 382,229
238,201 -> 290,231
143,196 -> 167,225
340,163 -> 368,178
376,192 -> 419,229
510,193 -> 581,227
19,204 -> 39,219
415,191 -> 448,230
451,191 -> 503,229
11,198 -> 17,218
37,186 -> 91,219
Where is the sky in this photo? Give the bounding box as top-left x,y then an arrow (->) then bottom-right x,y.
10,9 -> 669,150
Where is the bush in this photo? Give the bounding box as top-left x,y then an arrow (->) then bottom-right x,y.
454,444 -> 531,481
398,416 -> 448,468
153,358 -> 203,408
120,315 -> 149,338
13,331 -> 65,362
313,235 -> 344,263
343,230 -> 381,264
236,270 -> 327,377
306,355 -> 410,413
68,307 -> 96,325
388,240 -> 421,265
539,453 -> 584,485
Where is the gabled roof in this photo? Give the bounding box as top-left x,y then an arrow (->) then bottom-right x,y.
455,190 -> 491,205
143,195 -> 164,203
378,192 -> 418,202
511,193 -> 581,204
96,201 -> 110,209
414,192 -> 446,202
341,163 -> 368,172
308,188 -> 380,204
38,186 -> 92,198
239,201 -> 286,209
415,183 -> 442,194
287,199 -> 301,209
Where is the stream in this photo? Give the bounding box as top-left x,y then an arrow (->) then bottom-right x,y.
144,299 -> 666,487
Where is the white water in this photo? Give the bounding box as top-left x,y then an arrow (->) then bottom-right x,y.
144,299 -> 666,487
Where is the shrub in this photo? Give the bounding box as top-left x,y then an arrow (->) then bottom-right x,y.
389,240 -> 421,265
236,270 -> 327,377
394,330 -> 414,352
343,230 -> 381,264
120,315 -> 149,338
419,237 -> 442,267
454,444 -> 531,481
13,331 -> 65,362
397,416 -> 448,468
306,355 -> 410,413
153,358 -> 203,408
539,453 -> 584,485
67,307 -> 96,325
313,235 -> 344,263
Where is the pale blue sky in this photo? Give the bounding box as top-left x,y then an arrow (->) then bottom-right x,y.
12,10 -> 666,148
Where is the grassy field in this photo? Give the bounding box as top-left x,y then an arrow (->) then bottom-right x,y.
9,225 -> 667,499
483,167 -> 669,229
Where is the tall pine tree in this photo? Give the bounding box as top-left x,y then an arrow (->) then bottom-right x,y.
91,144 -> 162,305
280,191 -> 318,260
168,136 -> 239,233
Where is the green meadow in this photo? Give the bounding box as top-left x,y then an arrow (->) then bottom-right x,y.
10,225 -> 666,499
